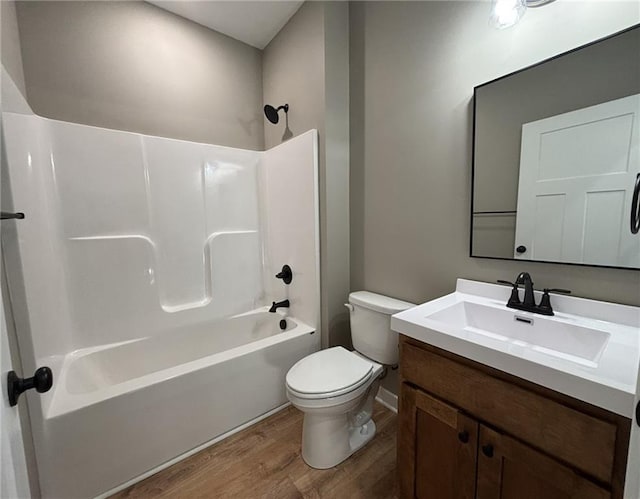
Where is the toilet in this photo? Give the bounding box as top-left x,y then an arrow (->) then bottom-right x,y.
285,291 -> 414,469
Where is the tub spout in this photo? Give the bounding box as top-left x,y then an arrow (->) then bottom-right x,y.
269,299 -> 290,313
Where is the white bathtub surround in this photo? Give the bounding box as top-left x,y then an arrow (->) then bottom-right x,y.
2,112 -> 320,498
261,131 -> 320,330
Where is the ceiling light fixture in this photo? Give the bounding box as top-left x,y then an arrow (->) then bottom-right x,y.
490,0 -> 556,29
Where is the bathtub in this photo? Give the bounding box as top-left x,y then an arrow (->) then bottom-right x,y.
33,309 -> 319,498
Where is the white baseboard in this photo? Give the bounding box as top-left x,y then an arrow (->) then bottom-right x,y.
375,386 -> 398,413
96,402 -> 291,499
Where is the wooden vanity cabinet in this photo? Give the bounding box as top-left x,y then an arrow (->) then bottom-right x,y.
397,335 -> 632,499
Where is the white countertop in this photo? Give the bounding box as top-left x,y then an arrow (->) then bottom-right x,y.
391,279 -> 640,418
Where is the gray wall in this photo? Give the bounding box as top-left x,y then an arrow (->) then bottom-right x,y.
15,1 -> 264,149
322,2 -> 351,349
263,2 -> 324,150
263,1 -> 351,349
350,0 -> 640,380
1,0 -> 27,96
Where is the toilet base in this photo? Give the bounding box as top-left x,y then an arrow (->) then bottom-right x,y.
348,419 -> 377,455
301,412 -> 377,469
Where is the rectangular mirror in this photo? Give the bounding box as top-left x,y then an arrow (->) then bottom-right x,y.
471,25 -> 640,270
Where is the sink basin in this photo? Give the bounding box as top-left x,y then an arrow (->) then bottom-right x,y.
391,278 -> 640,418
427,301 -> 610,367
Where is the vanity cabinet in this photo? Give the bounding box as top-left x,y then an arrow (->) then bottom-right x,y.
397,335 -> 631,499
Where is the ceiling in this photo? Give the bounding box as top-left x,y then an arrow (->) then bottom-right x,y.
148,1 -> 304,49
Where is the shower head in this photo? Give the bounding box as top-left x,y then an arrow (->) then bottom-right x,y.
264,103 -> 289,124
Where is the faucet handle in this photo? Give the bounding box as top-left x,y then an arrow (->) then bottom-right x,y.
497,280 -> 520,306
275,264 -> 292,284
538,288 -> 571,316
543,288 -> 571,295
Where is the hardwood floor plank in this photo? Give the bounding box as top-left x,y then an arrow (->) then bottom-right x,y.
112,403 -> 397,498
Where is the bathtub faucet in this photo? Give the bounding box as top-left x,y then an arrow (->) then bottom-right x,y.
269,299 -> 290,313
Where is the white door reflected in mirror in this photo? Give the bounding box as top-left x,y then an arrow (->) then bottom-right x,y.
515,94 -> 640,268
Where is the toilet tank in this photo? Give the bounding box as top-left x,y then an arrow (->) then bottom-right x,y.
348,291 -> 415,365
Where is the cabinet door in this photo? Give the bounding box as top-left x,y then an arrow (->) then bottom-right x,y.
398,383 -> 478,498
476,425 -> 611,499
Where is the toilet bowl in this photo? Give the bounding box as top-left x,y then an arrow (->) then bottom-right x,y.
286,347 -> 384,469
286,291 -> 414,469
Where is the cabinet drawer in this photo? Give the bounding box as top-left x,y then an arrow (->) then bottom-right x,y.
401,340 -> 618,484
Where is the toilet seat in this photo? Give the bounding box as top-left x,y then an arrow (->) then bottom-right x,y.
286,347 -> 374,400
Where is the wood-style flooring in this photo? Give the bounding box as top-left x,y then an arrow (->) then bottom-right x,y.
111,403 -> 398,499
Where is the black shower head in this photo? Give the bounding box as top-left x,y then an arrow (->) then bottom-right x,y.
264,103 -> 289,124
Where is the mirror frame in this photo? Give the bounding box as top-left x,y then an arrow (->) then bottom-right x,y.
470,24 -> 640,271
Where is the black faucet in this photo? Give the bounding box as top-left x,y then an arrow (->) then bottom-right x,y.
516,272 -> 535,308
498,273 -> 570,316
269,299 -> 290,313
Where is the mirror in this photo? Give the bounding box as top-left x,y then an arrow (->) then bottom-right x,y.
471,25 -> 640,270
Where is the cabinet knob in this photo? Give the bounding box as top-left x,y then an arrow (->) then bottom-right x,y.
481,444 -> 494,458
457,431 -> 469,443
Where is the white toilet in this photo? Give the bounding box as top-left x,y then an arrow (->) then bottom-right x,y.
285,291 -> 414,469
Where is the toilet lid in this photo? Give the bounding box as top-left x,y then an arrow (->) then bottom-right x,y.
286,346 -> 373,398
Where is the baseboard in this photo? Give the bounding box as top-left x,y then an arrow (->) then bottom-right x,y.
96,402 -> 291,499
375,386 -> 398,413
